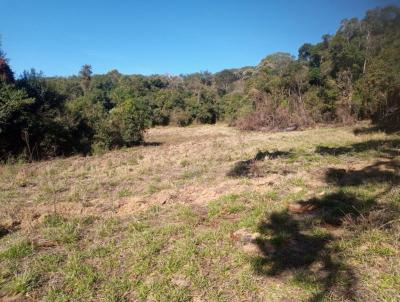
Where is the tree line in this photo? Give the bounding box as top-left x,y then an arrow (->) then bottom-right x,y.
0,5 -> 399,160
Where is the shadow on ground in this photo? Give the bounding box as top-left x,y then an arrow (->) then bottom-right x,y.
141,141 -> 163,147
353,126 -> 383,135
0,226 -> 9,238
325,160 -> 400,187
227,150 -> 291,178
251,191 -> 364,301
250,140 -> 400,301
315,139 -> 400,157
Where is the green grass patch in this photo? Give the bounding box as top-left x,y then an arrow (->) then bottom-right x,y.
0,240 -> 35,260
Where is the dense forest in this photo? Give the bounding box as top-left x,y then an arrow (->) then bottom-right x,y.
1,5 -> 399,160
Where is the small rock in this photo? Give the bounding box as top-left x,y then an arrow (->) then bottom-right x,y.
231,228 -> 260,243
232,229 -> 271,256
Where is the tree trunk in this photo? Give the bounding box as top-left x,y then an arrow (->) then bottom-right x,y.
363,30 -> 370,74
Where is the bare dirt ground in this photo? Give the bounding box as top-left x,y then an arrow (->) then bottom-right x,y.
1,123 -> 389,226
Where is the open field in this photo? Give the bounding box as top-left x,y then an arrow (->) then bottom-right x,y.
0,123 -> 399,302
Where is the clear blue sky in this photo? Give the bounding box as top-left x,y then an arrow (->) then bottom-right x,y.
1,0 -> 398,76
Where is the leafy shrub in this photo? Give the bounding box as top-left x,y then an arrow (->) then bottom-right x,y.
170,108 -> 192,127
108,98 -> 150,146
218,93 -> 252,125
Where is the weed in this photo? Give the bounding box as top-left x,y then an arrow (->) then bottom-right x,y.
1,240 -> 35,260
5,270 -> 40,295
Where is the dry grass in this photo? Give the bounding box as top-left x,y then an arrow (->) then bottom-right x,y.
0,122 -> 399,301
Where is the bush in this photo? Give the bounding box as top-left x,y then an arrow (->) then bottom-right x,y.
65,96 -> 151,153
218,93 -> 252,125
170,108 -> 192,127
0,84 -> 34,158
108,98 -> 150,146
235,106 -> 313,131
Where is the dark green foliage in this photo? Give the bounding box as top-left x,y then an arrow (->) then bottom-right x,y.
108,98 -> 150,146
0,5 -> 398,159
234,5 -> 400,130
0,64 -> 153,159
0,84 -> 34,157
218,93 -> 252,124
192,88 -> 218,124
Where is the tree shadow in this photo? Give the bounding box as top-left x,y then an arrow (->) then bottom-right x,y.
353,105 -> 399,135
250,159 -> 399,301
251,191 -> 365,301
140,141 -> 163,147
0,225 -> 10,238
374,119 -> 400,134
353,126 -> 382,135
227,150 -> 291,178
315,139 -> 400,157
325,161 -> 400,187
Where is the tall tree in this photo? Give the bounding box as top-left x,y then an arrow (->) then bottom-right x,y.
214,69 -> 237,93
79,64 -> 92,93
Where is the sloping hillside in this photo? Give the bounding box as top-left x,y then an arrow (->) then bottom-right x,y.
1,124 -> 399,301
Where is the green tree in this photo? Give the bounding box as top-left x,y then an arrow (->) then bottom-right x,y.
0,84 -> 34,158
214,69 -> 237,93
109,98 -> 151,146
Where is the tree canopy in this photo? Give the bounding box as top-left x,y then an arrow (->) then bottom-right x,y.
0,5 -> 399,160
